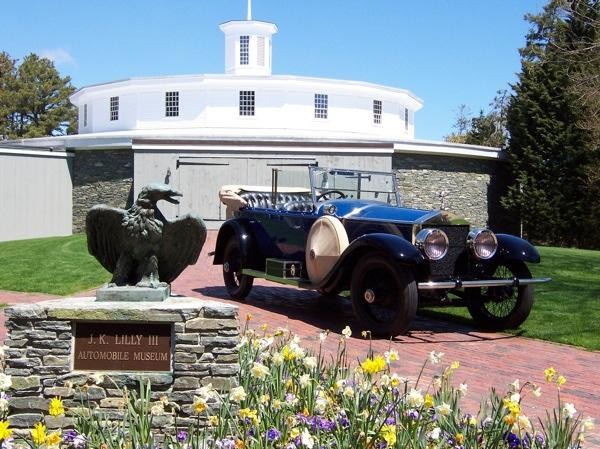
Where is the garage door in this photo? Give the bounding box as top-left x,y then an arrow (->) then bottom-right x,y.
177,156 -> 316,224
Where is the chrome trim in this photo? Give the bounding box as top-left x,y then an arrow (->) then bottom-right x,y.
467,228 -> 498,260
417,277 -> 552,290
415,228 -> 449,260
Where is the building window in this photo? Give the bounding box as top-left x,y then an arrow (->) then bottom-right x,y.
373,100 -> 382,124
83,104 -> 88,127
240,35 -> 249,65
404,107 -> 409,130
239,90 -> 255,116
165,91 -> 179,117
314,93 -> 328,119
110,96 -> 119,121
257,37 -> 265,66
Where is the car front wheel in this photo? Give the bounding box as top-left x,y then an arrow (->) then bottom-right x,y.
466,261 -> 534,329
351,255 -> 417,336
222,238 -> 254,300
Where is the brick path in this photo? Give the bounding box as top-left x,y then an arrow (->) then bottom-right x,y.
1,230 -> 598,444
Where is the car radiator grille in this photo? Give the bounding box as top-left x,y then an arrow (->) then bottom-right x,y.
423,224 -> 470,280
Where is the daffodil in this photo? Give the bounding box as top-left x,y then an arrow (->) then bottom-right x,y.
429,350 -> 444,364
31,422 -> 47,445
406,388 -> 424,407
563,403 -> 577,419
341,326 -> 352,339
0,421 -> 12,441
424,393 -> 434,408
384,349 -> 399,363
360,355 -> 386,375
250,362 -> 269,379
230,386 -> 247,403
193,396 -> 207,414
544,367 -> 556,383
380,424 -> 397,446
557,375 -> 567,387
46,431 -> 61,447
436,402 -> 452,416
48,397 -> 65,417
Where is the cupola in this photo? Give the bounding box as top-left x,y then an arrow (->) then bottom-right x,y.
219,0 -> 278,76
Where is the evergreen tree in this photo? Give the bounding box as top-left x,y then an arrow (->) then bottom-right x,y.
503,0 -> 600,248
0,52 -> 77,139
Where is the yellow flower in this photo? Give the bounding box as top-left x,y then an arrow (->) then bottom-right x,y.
360,355 -> 386,375
450,361 -> 460,370
384,349 -> 399,363
246,313 -> 253,321
455,433 -> 465,445
46,431 -> 61,446
380,424 -> 397,446
0,421 -> 12,441
193,396 -> 207,414
239,408 -> 259,425
48,397 -> 65,417
290,427 -> 300,438
556,375 -> 567,387
31,422 -> 47,445
544,367 -> 556,383
209,415 -> 219,426
260,323 -> 267,331
469,416 -> 478,427
235,438 -> 245,449
424,393 -> 434,408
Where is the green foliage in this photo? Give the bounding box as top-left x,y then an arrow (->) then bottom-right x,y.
502,0 -> 600,249
422,245 -> 600,351
0,234 -> 110,295
0,51 -> 77,139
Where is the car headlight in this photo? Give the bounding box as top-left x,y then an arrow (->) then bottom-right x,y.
467,228 -> 498,259
415,228 -> 449,260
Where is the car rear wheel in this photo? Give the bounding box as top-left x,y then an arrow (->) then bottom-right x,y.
351,255 -> 417,336
223,238 -> 254,300
466,261 -> 534,329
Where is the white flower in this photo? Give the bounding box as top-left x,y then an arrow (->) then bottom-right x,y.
314,396 -> 328,413
0,397 -> 8,413
436,402 -> 452,416
319,331 -> 328,343
406,388 -> 424,407
250,362 -> 270,379
335,379 -> 346,392
292,335 -> 301,345
343,386 -> 354,398
428,350 -> 444,365
341,326 -> 352,339
511,379 -> 520,391
512,415 -> 532,434
581,416 -> 594,433
299,374 -> 311,388
198,383 -> 216,399
384,349 -> 399,363
271,352 -> 284,366
303,356 -> 317,370
532,386 -> 542,397
458,383 -> 468,396
510,392 -> 520,403
562,403 -> 577,419
380,374 -> 390,387
229,386 -> 247,403
432,376 -> 442,388
0,373 -> 12,391
427,427 -> 441,441
301,428 -> 315,449
258,337 -> 274,350
150,403 -> 164,416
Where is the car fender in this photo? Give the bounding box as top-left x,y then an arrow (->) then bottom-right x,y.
494,234 -> 541,264
317,233 -> 424,289
213,219 -> 261,268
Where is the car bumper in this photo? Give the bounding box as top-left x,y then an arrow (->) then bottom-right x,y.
417,277 -> 552,290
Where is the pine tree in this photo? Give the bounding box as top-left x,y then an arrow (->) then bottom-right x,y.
503,0 -> 599,248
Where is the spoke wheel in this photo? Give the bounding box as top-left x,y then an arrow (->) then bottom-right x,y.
351,255 -> 417,336
467,261 -> 534,329
222,238 -> 254,300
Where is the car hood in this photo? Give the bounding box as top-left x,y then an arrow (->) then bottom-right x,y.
318,200 -> 470,225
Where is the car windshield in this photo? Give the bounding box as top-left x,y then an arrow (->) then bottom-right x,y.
310,167 -> 400,206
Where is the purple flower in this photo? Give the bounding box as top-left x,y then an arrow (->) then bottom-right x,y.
177,430 -> 187,442
267,428 -> 281,442
385,416 -> 396,425
503,432 -> 521,449
63,430 -> 78,443
407,409 -> 419,420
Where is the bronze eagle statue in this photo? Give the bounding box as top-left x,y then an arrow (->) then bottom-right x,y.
86,184 -> 207,287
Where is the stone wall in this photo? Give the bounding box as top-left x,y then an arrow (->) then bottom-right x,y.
393,153 -> 514,232
72,149 -> 134,233
3,297 -> 239,431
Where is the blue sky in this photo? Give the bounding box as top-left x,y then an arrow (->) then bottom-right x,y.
1,0 -> 546,140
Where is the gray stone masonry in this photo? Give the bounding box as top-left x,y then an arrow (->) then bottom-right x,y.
72,149 -> 134,233
3,297 -> 239,431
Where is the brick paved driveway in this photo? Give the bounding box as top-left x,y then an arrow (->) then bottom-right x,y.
1,230 -> 598,443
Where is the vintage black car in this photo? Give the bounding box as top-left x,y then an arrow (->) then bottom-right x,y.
213,166 -> 550,336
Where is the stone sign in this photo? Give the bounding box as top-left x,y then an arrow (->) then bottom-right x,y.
74,322 -> 172,371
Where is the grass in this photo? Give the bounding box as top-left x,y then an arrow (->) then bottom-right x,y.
0,234 -> 110,295
421,246 -> 600,351
1,235 -> 599,350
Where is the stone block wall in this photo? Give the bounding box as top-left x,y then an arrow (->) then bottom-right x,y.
393,153 -> 514,232
72,149 -> 134,233
3,297 -> 239,431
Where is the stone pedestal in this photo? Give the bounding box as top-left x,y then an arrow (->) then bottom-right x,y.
3,297 -> 239,430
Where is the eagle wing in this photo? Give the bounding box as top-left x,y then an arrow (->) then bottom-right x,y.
158,214 -> 207,283
86,205 -> 126,274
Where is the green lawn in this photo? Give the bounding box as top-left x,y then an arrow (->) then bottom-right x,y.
421,246 -> 600,351
0,234 -> 110,295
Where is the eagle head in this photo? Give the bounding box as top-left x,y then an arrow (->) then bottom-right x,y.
136,184 -> 182,208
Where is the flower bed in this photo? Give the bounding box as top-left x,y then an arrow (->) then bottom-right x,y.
0,319 -> 595,448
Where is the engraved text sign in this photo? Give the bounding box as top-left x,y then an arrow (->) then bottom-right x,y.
74,322 -> 172,371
